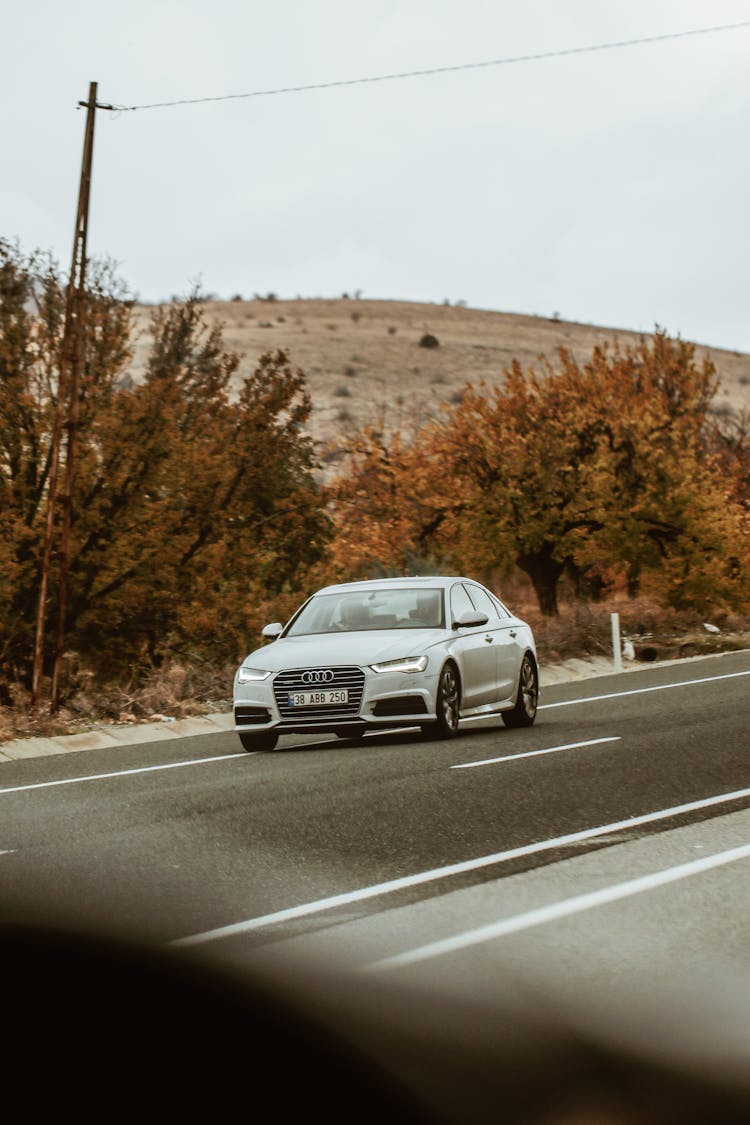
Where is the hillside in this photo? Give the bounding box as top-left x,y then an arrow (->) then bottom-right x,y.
130,298 -> 750,454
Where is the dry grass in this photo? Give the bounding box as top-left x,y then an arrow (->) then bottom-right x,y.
131,297 -> 750,453
77,661 -> 235,723
525,597 -> 750,666
0,661 -> 234,743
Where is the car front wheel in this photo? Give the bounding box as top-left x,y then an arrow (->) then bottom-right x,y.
427,662 -> 461,739
239,731 -> 279,753
502,655 -> 538,728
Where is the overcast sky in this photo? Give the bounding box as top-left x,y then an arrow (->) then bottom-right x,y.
3,1 -> 749,352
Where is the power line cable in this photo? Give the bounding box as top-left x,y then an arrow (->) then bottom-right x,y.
107,20 -> 750,113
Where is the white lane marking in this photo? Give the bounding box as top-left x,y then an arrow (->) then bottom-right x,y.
540,668 -> 750,709
451,737 -> 621,769
367,842 -> 750,971
0,753 -> 250,796
173,784 -> 750,947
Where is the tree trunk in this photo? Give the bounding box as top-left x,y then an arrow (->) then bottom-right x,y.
565,561 -> 609,602
626,562 -> 641,598
517,547 -> 564,616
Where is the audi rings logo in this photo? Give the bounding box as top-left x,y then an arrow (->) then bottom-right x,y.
301,669 -> 335,684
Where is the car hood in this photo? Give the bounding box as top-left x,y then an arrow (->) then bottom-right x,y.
244,629 -> 445,671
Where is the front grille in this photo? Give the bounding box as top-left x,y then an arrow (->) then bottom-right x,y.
273,666 -> 365,721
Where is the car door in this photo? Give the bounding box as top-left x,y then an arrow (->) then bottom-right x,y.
448,582 -> 498,709
465,583 -> 518,704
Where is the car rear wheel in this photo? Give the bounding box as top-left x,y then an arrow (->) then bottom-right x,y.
239,731 -> 279,753
502,655 -> 538,728
427,662 -> 461,739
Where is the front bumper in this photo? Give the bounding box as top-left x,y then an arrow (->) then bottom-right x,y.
234,664 -> 438,736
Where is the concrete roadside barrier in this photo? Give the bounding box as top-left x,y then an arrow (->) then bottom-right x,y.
0,711 -> 235,763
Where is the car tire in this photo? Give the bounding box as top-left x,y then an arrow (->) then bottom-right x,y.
239,731 -> 279,753
502,654 -> 538,728
430,662 -> 461,739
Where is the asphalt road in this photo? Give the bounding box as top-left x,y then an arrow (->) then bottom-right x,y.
0,652 -> 746,949
3,650 -> 749,1120
1,650 -> 748,964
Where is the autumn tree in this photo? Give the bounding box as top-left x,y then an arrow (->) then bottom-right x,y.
325,331 -> 748,618
706,407 -> 750,512
431,332 -> 747,614
0,242 -> 131,693
0,242 -> 329,698
322,425 -> 460,580
436,364 -> 610,614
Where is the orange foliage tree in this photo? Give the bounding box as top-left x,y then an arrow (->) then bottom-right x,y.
322,425 -> 461,581
326,332 -> 748,616
0,242 -> 329,698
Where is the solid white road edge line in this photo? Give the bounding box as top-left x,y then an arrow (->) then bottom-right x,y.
0,753 -> 250,796
539,668 -> 750,709
366,842 -> 750,971
172,784 -> 750,947
451,737 -> 621,769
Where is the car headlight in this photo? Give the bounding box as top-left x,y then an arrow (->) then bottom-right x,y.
370,656 -> 428,674
236,666 -> 272,684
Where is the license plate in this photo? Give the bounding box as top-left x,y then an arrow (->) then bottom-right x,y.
288,689 -> 349,707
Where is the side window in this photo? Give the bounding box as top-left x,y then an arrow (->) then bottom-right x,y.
488,591 -> 511,619
450,583 -> 476,624
466,584 -> 499,623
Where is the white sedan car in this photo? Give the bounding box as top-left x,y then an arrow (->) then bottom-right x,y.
233,576 -> 538,751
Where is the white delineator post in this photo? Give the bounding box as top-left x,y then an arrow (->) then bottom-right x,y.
611,612 -> 622,672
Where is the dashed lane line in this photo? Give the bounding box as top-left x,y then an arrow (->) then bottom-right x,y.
451,737 -> 621,769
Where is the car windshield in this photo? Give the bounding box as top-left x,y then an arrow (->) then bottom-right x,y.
286,588 -> 445,636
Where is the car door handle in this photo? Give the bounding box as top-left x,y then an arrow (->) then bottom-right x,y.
484,634 -> 494,643
509,630 -> 517,638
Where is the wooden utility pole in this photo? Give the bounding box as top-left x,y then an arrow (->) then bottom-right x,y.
32,82 -> 101,711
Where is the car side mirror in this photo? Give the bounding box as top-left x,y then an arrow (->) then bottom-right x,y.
453,611 -> 489,629
261,622 -> 283,639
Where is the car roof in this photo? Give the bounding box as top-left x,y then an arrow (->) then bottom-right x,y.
314,576 -> 474,595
